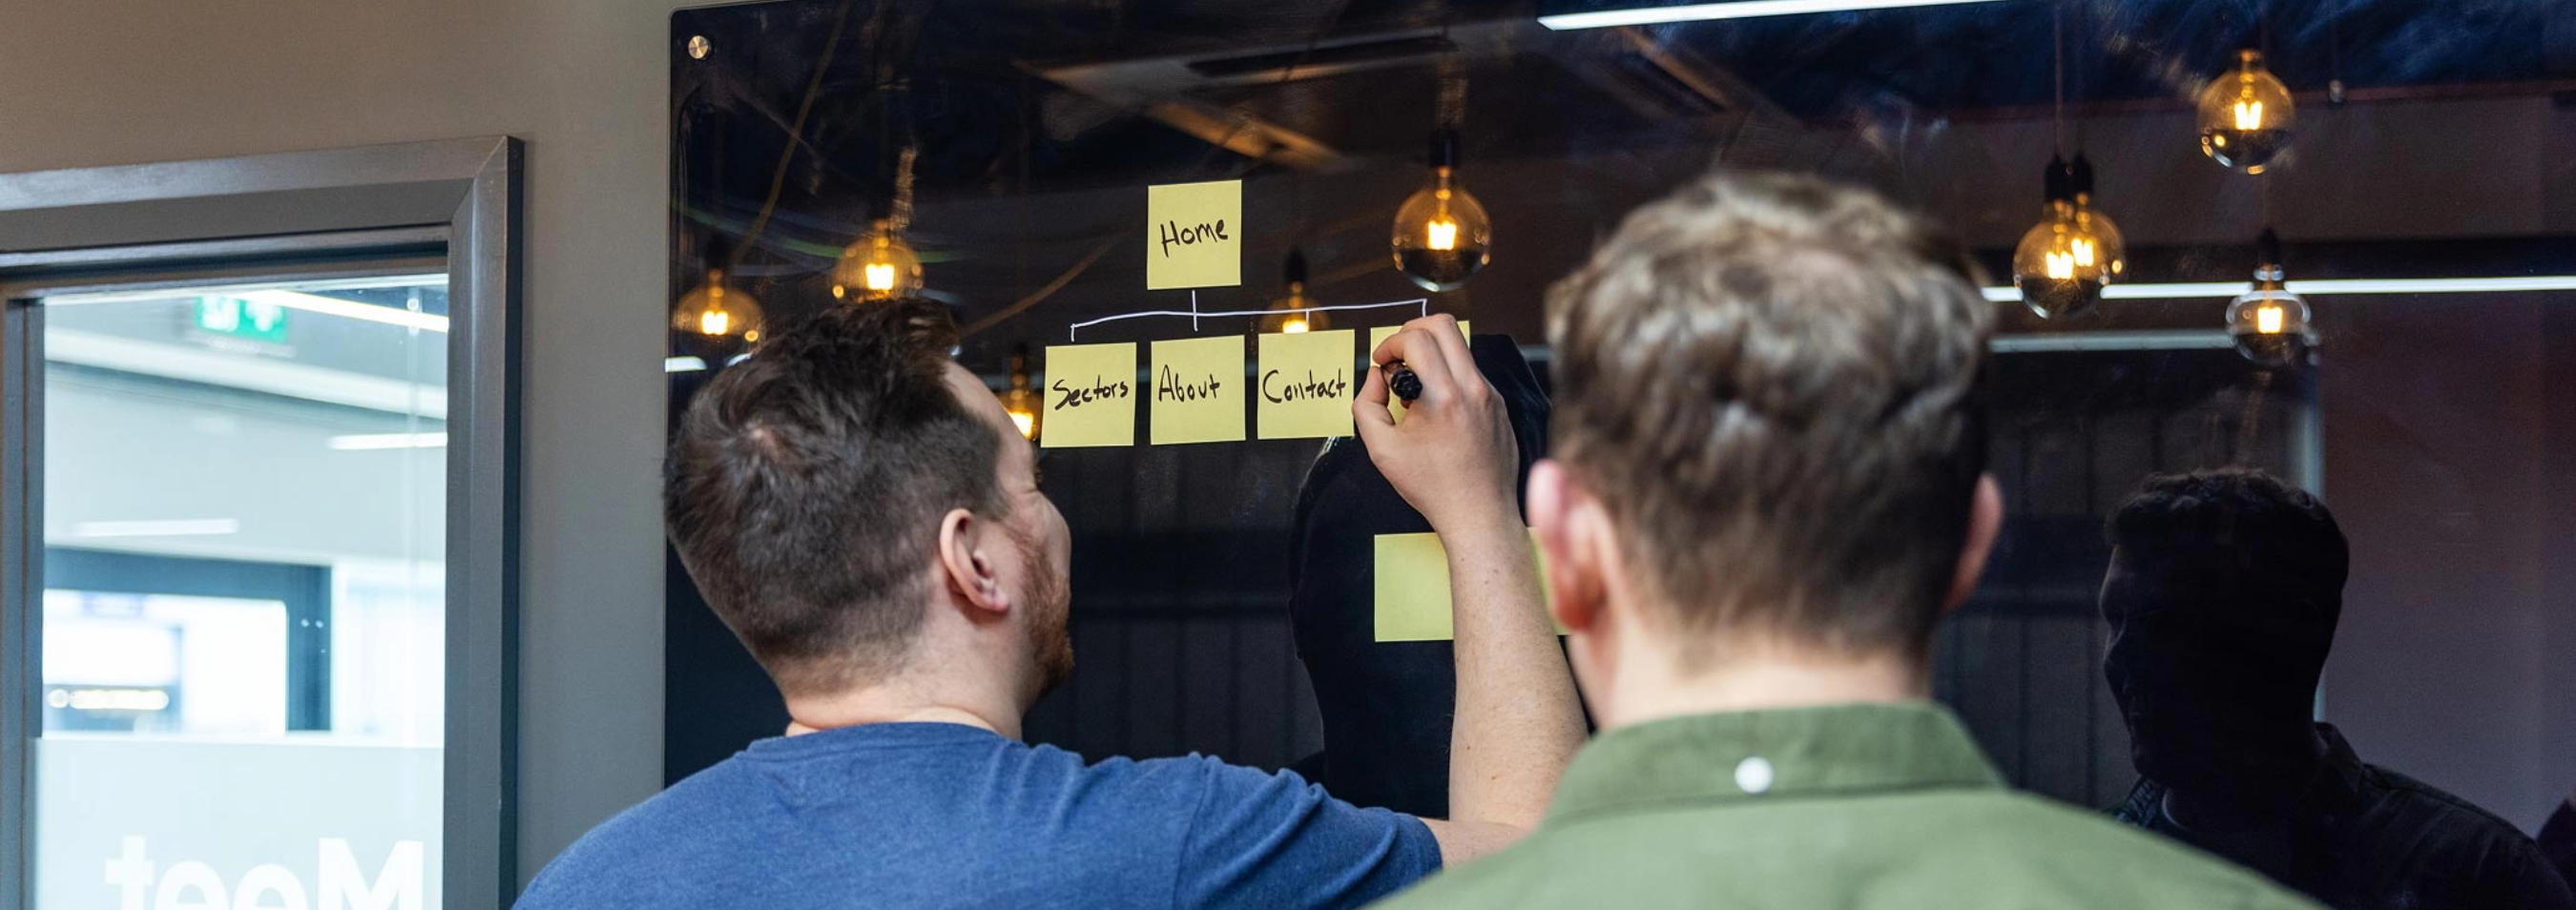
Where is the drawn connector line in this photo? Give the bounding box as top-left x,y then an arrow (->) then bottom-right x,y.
1067,297 -> 1430,341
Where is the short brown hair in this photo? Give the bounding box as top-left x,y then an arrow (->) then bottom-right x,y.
665,298 -> 1005,695
1547,172 -> 1992,661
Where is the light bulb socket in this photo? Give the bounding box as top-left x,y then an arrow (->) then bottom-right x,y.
2256,228 -> 2285,275
1427,128 -> 1460,172
2043,155 -> 2073,204
1284,246 -> 1309,286
2069,155 -> 2098,198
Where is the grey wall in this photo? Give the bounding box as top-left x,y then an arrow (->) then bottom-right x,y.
0,0 -> 680,884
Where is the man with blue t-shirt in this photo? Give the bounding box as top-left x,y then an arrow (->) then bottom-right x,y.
514,299 -> 1584,909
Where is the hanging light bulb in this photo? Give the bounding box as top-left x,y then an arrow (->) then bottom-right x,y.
2011,156 -> 2116,320
833,218 -> 924,301
672,267 -> 766,343
2228,229 -> 2314,367
998,344 -> 1043,442
1260,248 -> 1328,335
834,145 -> 924,300
2067,155 -> 2128,281
2198,49 -> 2296,175
1392,127 -> 1492,293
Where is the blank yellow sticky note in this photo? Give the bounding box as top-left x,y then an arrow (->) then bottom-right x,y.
1149,336 -> 1245,445
1374,530 -> 1562,642
1366,321 -> 1468,424
1147,180 -> 1242,290
1257,329 -> 1356,440
1040,342 -> 1137,448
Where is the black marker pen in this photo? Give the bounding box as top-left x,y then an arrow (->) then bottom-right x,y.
1382,361 -> 1424,403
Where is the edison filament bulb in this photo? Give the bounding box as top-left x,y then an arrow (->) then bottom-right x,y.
833,219 -> 924,301
2010,157 -> 2117,320
2198,50 -> 2296,174
1261,248 -> 1329,335
672,268 -> 766,344
1391,130 -> 1491,293
2229,232 -> 2314,367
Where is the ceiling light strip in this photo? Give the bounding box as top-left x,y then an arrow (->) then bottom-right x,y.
237,290 -> 450,333
1983,276 -> 2576,303
1538,0 -> 2021,31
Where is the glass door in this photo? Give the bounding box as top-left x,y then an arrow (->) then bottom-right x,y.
29,275 -> 447,910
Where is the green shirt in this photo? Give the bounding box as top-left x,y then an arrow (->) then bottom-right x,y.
1373,702 -> 2323,910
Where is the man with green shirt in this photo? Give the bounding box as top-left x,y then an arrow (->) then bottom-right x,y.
1368,173 -> 2322,910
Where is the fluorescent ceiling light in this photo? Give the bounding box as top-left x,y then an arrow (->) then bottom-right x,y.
235,290 -> 449,334
327,432 -> 448,451
1981,275 -> 2576,303
665,356 -> 708,373
73,518 -> 239,538
1540,0 -> 2021,30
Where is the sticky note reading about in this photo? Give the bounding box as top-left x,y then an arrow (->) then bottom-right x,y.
1373,531 -> 1563,643
1040,342 -> 1137,448
1257,329 -> 1356,440
1149,336 -> 1246,445
1147,180 -> 1242,290
1367,321 -> 1469,424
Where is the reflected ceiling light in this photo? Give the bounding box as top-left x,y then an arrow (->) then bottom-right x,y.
2197,49 -> 2295,174
665,356 -> 709,373
1983,275 -> 2576,303
672,268 -> 766,343
2227,230 -> 2313,367
834,145 -> 925,301
327,432 -> 448,450
1393,74 -> 1491,292
73,518 -> 239,538
236,290 -> 449,334
999,345 -> 1043,442
1539,0 -> 2024,30
1261,248 -> 1328,335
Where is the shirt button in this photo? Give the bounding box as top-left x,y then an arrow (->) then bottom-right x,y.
1735,756 -> 1775,795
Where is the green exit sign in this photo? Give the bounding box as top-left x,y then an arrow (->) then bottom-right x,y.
193,296 -> 289,344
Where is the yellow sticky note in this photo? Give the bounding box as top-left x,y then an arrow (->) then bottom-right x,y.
1039,342 -> 1137,448
1149,336 -> 1246,445
1257,329 -> 1356,440
1147,180 -> 1242,290
1366,321 -> 1468,424
1373,530 -> 1563,642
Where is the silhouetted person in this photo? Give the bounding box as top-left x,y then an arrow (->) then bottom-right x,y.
2545,779 -> 2576,887
2103,469 -> 2576,910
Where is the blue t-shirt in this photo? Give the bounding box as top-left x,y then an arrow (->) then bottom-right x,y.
515,722 -> 1442,909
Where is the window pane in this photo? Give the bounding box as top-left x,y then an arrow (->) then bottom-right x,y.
33,275 -> 447,909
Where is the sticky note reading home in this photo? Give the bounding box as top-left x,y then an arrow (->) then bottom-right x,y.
1257,329 -> 1356,440
1041,342 -> 1137,448
1146,180 -> 1242,290
1150,336 -> 1246,445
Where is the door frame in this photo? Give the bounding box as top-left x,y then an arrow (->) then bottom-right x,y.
0,137 -> 522,910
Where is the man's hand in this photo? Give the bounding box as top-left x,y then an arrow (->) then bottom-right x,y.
1354,314 -> 1519,536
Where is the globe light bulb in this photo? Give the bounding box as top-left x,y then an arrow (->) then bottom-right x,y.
1260,248 -> 1330,335
2198,49 -> 2296,174
2228,231 -> 2314,367
672,268 -> 766,344
998,346 -> 1042,442
1391,130 -> 1491,292
832,219 -> 924,301
2010,156 -> 2119,320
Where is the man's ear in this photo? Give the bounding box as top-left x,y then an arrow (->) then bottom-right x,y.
1528,460 -> 1603,634
1943,474 -> 2005,614
937,507 -> 1011,616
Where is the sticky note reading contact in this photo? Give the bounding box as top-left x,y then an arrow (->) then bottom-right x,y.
1149,336 -> 1245,445
1373,530 -> 1561,643
1146,180 -> 1242,290
1040,342 -> 1137,448
1257,329 -> 1356,440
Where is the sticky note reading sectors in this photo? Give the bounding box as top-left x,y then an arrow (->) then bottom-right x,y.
1149,336 -> 1246,445
1257,329 -> 1356,440
1146,180 -> 1243,291
1373,531 -> 1563,643
1040,342 -> 1137,448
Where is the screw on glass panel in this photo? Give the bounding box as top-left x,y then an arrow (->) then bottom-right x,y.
687,35 -> 712,59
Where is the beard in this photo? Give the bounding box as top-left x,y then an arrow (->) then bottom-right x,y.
1011,523 -> 1075,699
